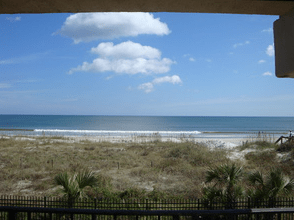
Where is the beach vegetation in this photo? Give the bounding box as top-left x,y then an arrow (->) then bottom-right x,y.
247,168 -> 294,200
203,163 -> 244,209
244,150 -> 278,170
247,168 -> 294,217
239,140 -> 277,151
1,135 -> 294,200
54,169 -> 98,207
277,141 -> 294,153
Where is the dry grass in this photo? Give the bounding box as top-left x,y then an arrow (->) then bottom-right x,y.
0,135 -> 293,199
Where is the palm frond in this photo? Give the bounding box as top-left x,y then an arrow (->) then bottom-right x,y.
248,171 -> 264,186
202,186 -> 223,200
249,168 -> 294,199
76,170 -> 98,189
205,163 -> 243,186
54,170 -> 98,201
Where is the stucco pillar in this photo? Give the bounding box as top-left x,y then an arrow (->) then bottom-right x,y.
274,14 -> 294,78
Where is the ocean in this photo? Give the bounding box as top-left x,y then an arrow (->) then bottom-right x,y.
0,115 -> 293,138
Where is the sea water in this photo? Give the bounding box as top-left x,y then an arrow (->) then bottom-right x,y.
0,115 -> 293,138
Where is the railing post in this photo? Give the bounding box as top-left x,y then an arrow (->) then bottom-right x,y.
44,196 -> 47,220
248,197 -> 251,209
8,210 -> 17,220
192,215 -> 199,220
173,215 -> 180,220
92,214 -> 97,220
146,199 -> 149,210
92,198 -> 97,220
278,213 -> 281,220
27,211 -> 31,220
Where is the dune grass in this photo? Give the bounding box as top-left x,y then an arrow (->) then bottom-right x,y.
0,135 -> 293,199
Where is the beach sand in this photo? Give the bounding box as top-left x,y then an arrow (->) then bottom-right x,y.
53,134 -> 248,149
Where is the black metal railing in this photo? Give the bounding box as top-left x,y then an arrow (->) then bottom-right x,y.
1,206 -> 294,220
1,196 -> 294,211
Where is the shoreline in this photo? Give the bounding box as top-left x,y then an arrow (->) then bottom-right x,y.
1,132 -> 277,150
0,128 -> 286,136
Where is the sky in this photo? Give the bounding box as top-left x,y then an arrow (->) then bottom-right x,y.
0,12 -> 294,116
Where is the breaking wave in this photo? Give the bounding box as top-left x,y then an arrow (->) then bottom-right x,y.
34,129 -> 201,137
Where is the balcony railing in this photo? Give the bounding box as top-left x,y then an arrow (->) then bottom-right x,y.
1,206 -> 294,220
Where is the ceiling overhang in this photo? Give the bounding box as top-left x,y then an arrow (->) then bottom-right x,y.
1,0 -> 294,15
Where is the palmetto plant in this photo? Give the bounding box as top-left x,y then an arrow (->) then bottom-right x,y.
248,168 -> 294,202
54,170 -> 98,208
203,163 -> 244,209
247,168 -> 294,220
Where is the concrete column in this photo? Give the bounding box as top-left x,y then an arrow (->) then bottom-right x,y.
274,14 -> 294,78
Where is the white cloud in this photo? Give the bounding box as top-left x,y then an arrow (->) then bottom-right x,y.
70,58 -> 173,75
0,83 -> 11,89
91,41 -> 161,59
138,75 -> 182,93
183,54 -> 195,62
138,82 -> 154,93
263,71 -> 273,76
69,41 -> 174,75
233,40 -> 250,48
262,28 -> 273,33
266,44 -> 275,57
152,75 -> 182,84
55,13 -> 171,43
6,16 -> 21,22
258,60 -> 266,64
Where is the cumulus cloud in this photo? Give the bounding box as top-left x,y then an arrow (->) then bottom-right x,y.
233,40 -> 250,48
258,60 -> 266,64
189,57 -> 195,62
69,41 -> 174,75
6,16 -> 21,22
91,41 -> 161,59
138,75 -> 182,93
55,13 -> 171,43
263,71 -> 273,76
266,44 -> 275,57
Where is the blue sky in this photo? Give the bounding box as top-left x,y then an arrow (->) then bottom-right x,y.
1,13 -> 293,116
